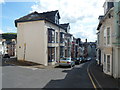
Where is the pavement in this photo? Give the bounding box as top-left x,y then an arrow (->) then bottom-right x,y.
2,57 -> 59,69
89,60 -> 120,89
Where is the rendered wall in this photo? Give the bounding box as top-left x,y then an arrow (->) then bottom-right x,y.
17,20 -> 48,66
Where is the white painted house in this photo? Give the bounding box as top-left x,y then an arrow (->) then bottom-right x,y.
15,10 -> 71,66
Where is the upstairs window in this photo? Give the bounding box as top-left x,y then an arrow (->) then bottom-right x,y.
60,32 -> 64,43
55,14 -> 59,24
48,28 -> 55,43
97,33 -> 100,45
104,28 -> 107,45
56,32 -> 58,43
106,27 -> 111,45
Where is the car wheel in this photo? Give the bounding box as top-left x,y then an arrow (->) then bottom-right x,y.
73,64 -> 75,67
69,65 -> 72,68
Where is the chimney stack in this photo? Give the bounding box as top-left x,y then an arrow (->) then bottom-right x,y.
85,39 -> 87,43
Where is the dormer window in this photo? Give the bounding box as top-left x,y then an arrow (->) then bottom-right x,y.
55,13 -> 59,24
103,2 -> 114,14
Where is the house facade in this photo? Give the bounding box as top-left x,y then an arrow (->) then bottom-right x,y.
15,10 -> 72,66
64,32 -> 72,58
0,33 -> 17,57
97,1 -> 120,78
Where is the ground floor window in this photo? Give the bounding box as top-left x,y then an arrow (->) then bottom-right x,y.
104,54 -> 106,62
107,55 -> 111,72
103,54 -> 111,74
48,47 -> 55,62
60,46 -> 64,58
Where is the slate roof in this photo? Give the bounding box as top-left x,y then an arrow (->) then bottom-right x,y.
15,10 -> 71,32
60,23 -> 70,32
15,10 -> 60,27
60,23 -> 69,29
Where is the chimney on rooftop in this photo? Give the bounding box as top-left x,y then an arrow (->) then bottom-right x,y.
85,39 -> 87,43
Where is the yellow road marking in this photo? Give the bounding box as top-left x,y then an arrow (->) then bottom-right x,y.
88,70 -> 97,90
87,62 -> 103,90
87,63 -> 97,90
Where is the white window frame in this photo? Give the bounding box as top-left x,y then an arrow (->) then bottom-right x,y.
103,53 -> 106,72
55,32 -> 58,43
106,54 -> 112,75
106,27 -> 111,46
104,28 -> 107,45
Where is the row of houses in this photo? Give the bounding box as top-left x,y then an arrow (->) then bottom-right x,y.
0,33 -> 17,56
96,1 -> 120,78
14,10 -> 82,66
14,10 -> 96,66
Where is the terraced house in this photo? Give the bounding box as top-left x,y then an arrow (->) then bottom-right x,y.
15,10 -> 72,66
97,1 -> 120,78
0,33 -> 17,57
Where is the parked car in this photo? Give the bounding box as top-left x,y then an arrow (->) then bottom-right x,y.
86,57 -> 92,61
74,58 -> 81,65
59,57 -> 75,67
80,57 -> 85,63
3,54 -> 10,58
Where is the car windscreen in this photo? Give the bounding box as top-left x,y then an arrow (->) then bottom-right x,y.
60,58 -> 66,60
66,58 -> 71,60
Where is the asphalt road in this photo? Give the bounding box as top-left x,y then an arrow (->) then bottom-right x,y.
2,61 -> 94,88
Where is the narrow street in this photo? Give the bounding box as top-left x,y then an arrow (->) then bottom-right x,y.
2,60 -> 94,88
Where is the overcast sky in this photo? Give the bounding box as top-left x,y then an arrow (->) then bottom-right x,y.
0,0 -> 105,42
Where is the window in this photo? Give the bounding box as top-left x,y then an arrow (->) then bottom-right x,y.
60,46 -> 64,58
104,28 -> 107,45
104,27 -> 111,46
106,27 -> 111,45
107,55 -> 110,72
60,32 -> 64,43
55,15 -> 59,24
97,33 -> 100,45
104,54 -> 106,62
56,32 -> 58,43
52,31 -> 55,43
48,47 -> 55,62
48,28 -> 55,43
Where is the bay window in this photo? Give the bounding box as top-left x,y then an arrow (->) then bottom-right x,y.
48,28 -> 55,43
60,32 -> 64,43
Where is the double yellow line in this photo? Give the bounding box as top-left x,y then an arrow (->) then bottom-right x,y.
87,62 -> 102,90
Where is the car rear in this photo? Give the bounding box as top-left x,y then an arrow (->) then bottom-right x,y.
75,58 -> 80,65
59,58 -> 74,67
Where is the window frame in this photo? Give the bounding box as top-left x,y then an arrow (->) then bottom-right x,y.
60,32 -> 65,43
48,28 -> 55,43
56,32 -> 58,43
106,54 -> 112,74
106,27 -> 111,46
